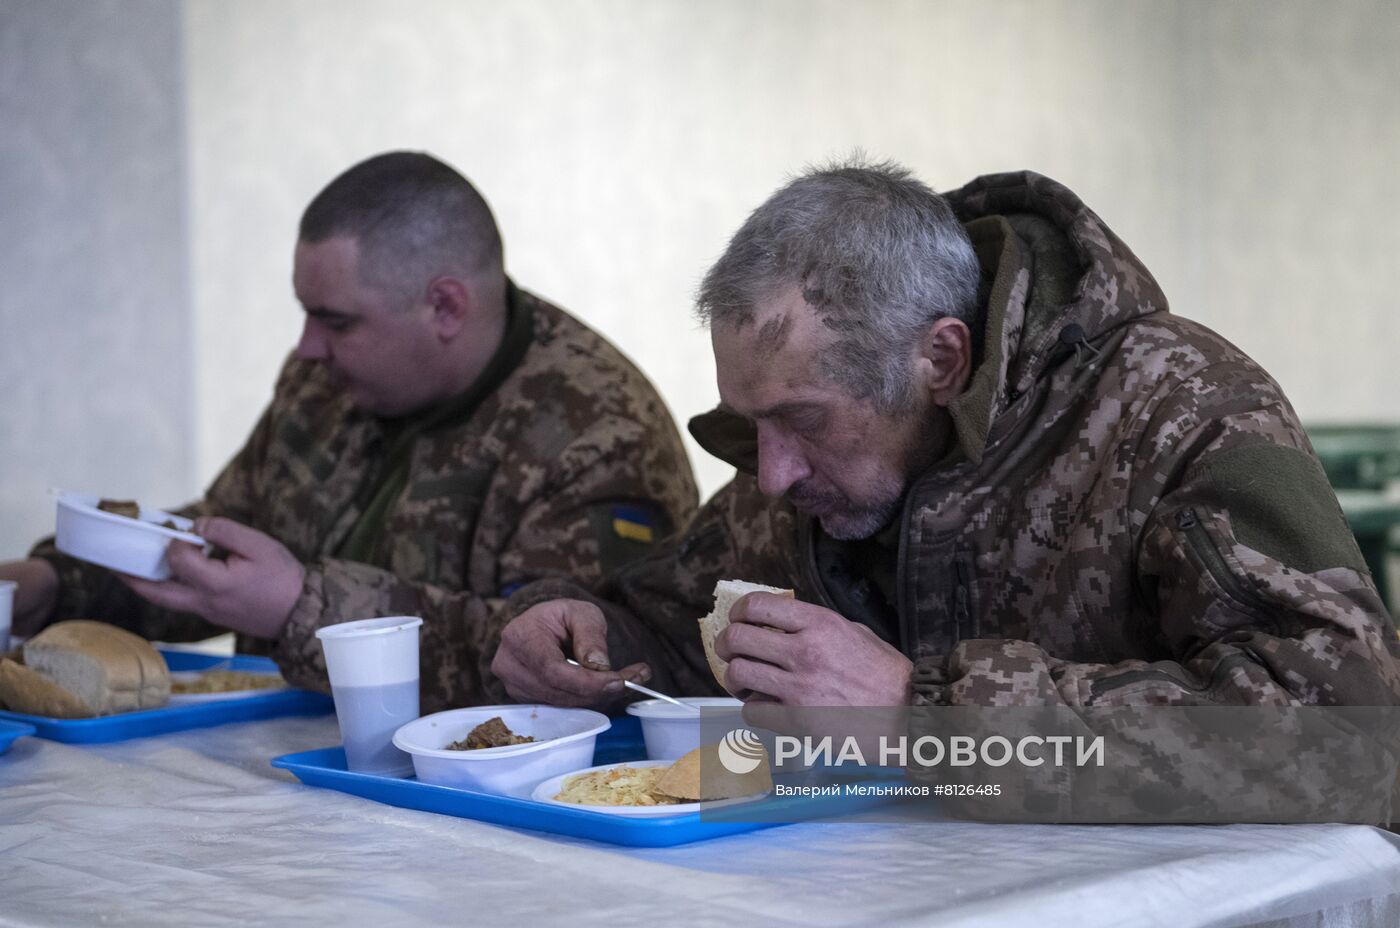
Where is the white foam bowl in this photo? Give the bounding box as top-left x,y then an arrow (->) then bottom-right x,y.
625,697 -> 744,760
54,491 -> 206,581
392,705 -> 610,796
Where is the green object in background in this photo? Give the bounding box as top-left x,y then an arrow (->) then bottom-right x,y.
1306,424 -> 1400,491
1305,424 -> 1400,611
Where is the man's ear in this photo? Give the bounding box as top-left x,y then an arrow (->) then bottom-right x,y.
424,276 -> 472,340
914,317 -> 973,406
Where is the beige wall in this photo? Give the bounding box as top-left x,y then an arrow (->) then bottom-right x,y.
3,0 -> 1397,555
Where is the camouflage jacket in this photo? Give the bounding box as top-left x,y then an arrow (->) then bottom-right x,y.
34,284 -> 698,713
503,172 -> 1400,712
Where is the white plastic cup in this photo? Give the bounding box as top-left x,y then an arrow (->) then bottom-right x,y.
626,697 -> 745,760
0,580 -> 15,652
315,616 -> 424,777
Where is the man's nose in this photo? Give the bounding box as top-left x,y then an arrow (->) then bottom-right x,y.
756,425 -> 812,498
295,319 -> 329,362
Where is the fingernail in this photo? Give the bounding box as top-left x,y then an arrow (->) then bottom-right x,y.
631,666 -> 651,684
585,651 -> 610,670
604,679 -> 624,693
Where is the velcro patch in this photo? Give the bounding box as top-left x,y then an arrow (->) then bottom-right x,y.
588,502 -> 670,576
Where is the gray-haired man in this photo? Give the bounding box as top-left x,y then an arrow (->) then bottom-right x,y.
490,159 -> 1400,716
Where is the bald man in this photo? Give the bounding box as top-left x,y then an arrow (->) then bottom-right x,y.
3,151 -> 696,712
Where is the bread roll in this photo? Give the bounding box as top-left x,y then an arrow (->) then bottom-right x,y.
698,580 -> 793,693
654,743 -> 773,801
0,620 -> 170,717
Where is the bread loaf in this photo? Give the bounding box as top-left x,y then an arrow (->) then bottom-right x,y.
697,579 -> 793,693
0,620 -> 170,717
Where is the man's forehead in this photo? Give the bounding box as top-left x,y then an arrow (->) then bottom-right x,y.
717,285 -> 829,352
713,289 -> 835,412
295,234 -> 359,265
294,238 -> 347,293
292,236 -> 386,316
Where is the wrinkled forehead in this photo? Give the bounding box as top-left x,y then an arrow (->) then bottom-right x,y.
711,284 -> 837,410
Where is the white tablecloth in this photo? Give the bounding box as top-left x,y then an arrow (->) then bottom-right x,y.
2,715 -> 1398,928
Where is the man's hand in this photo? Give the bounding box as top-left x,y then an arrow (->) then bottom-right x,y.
491,599 -> 650,708
119,517 -> 304,639
0,558 -> 60,637
717,592 -> 913,706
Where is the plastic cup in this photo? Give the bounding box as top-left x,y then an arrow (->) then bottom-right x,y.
315,616 -> 423,777
0,580 -> 14,652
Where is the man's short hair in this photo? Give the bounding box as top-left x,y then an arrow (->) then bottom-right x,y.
697,157 -> 983,414
299,151 -> 504,309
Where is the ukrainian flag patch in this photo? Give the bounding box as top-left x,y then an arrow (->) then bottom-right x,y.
610,505 -> 655,543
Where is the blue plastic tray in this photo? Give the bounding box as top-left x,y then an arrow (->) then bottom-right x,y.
272,716 -> 892,847
0,720 -> 36,754
0,650 -> 333,743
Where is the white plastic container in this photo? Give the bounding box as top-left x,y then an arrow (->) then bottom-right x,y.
625,697 -> 744,760
393,705 -> 610,796
54,491 -> 205,581
317,616 -> 424,777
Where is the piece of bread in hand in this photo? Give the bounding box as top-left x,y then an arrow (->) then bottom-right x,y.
654,742 -> 773,801
0,620 -> 170,717
698,579 -> 793,693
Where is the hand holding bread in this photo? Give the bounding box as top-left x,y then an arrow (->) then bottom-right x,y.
704,579 -> 915,706
698,580 -> 793,695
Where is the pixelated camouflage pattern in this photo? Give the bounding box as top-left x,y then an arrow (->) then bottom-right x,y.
500,171 -> 1400,721
33,285 -> 697,713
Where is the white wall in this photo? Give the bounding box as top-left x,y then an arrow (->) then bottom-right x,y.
0,0 -> 193,556
3,0 -> 1398,556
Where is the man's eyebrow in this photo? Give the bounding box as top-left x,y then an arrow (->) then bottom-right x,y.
302,306 -> 357,322
724,400 -> 823,421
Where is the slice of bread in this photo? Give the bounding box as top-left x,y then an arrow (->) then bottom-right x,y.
697,579 -> 793,694
654,743 -> 773,801
0,658 -> 94,718
1,620 -> 170,717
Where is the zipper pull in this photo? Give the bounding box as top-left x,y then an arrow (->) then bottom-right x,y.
1175,509 -> 1198,531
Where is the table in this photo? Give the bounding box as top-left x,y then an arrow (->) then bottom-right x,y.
2,715 -> 1398,927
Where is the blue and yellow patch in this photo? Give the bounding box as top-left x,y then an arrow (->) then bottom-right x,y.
588,502 -> 668,574
610,505 -> 655,544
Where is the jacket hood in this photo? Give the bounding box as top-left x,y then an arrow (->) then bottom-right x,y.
692,170 -> 1169,472
940,170 -> 1169,464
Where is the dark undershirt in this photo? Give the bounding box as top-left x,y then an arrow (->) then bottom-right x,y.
814,516 -> 902,648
